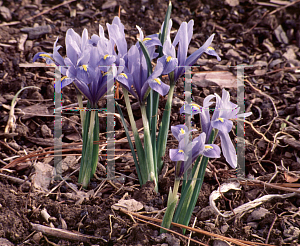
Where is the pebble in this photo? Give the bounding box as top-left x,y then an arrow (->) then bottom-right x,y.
0,6 -> 12,21
225,49 -> 242,62
21,25 -> 52,40
0,238 -> 14,246
247,207 -> 269,221
102,0 -> 117,10
274,25 -> 289,44
213,240 -> 231,246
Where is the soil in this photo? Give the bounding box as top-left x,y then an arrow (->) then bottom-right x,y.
0,0 -> 300,245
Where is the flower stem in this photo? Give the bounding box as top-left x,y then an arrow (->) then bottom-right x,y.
123,88 -> 148,184
157,71 -> 175,172
160,163 -> 180,233
140,103 -> 157,192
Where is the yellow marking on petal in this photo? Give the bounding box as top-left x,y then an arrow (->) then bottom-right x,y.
180,128 -> 185,134
218,117 -> 224,123
191,103 -> 200,110
143,38 -> 152,41
61,76 -> 68,81
40,54 -> 54,60
82,65 -> 88,71
178,149 -> 184,153
120,73 -> 128,79
103,72 -> 108,76
167,56 -> 172,62
104,54 -> 109,60
205,145 -> 213,149
154,78 -> 161,85
207,46 -> 215,50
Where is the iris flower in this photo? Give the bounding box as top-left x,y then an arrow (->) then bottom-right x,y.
159,20 -> 221,81
180,89 -> 252,169
170,128 -> 220,177
117,42 -> 170,103
210,89 -> 252,168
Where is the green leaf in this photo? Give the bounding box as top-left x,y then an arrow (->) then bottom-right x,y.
160,188 -> 178,233
138,40 -> 152,78
116,102 -> 142,185
159,1 -> 172,55
90,109 -> 100,177
157,72 -> 175,172
181,156 -> 208,234
176,129 -> 217,234
123,88 -> 148,184
78,103 -> 97,187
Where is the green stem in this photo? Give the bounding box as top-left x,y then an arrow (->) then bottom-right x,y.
160,170 -> 180,233
123,89 -> 148,184
157,72 -> 175,172
140,103 -> 157,192
76,92 -> 85,134
79,107 -> 96,188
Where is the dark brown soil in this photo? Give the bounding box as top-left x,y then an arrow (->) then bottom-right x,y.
0,0 -> 300,245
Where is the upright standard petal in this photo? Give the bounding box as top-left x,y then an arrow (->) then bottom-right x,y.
185,34 -> 215,67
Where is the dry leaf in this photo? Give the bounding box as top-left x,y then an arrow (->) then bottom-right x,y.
32,162 -> 53,192
112,199 -> 143,212
284,172 -> 299,183
192,71 -> 236,88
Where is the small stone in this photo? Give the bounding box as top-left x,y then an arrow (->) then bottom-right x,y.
102,0 -> 117,10
32,232 -> 43,243
247,222 -> 258,229
172,97 -> 184,108
225,49 -> 242,61
274,25 -> 289,44
285,152 -> 293,158
21,25 -> 52,40
197,206 -> 215,220
25,40 -> 33,51
247,207 -> 269,221
283,48 -> 296,61
41,124 -> 52,138
220,223 -> 229,233
213,239 -> 231,246
0,238 -> 14,246
0,6 -> 12,21
8,142 -> 21,151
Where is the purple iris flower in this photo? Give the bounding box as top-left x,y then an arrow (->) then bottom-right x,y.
160,20 -> 221,81
210,89 -> 251,168
65,29 -> 118,106
33,38 -> 72,88
117,43 -> 170,103
170,129 -> 220,177
171,124 -> 196,142
107,17 -> 128,59
180,89 -> 252,169
136,26 -> 162,60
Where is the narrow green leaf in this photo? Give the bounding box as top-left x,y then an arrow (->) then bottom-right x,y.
160,188 -> 178,233
172,155 -> 201,223
116,102 -> 142,185
138,40 -> 152,78
158,0 -> 172,55
139,39 -> 153,132
79,105 -> 96,187
140,103 -> 157,192
123,88 -> 148,184
181,156 -> 209,234
157,72 -> 175,172
178,129 -> 217,234
90,109 -> 100,177
151,90 -> 159,183
78,102 -> 91,184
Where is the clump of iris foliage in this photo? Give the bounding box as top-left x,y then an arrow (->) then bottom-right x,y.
33,1 -> 251,232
